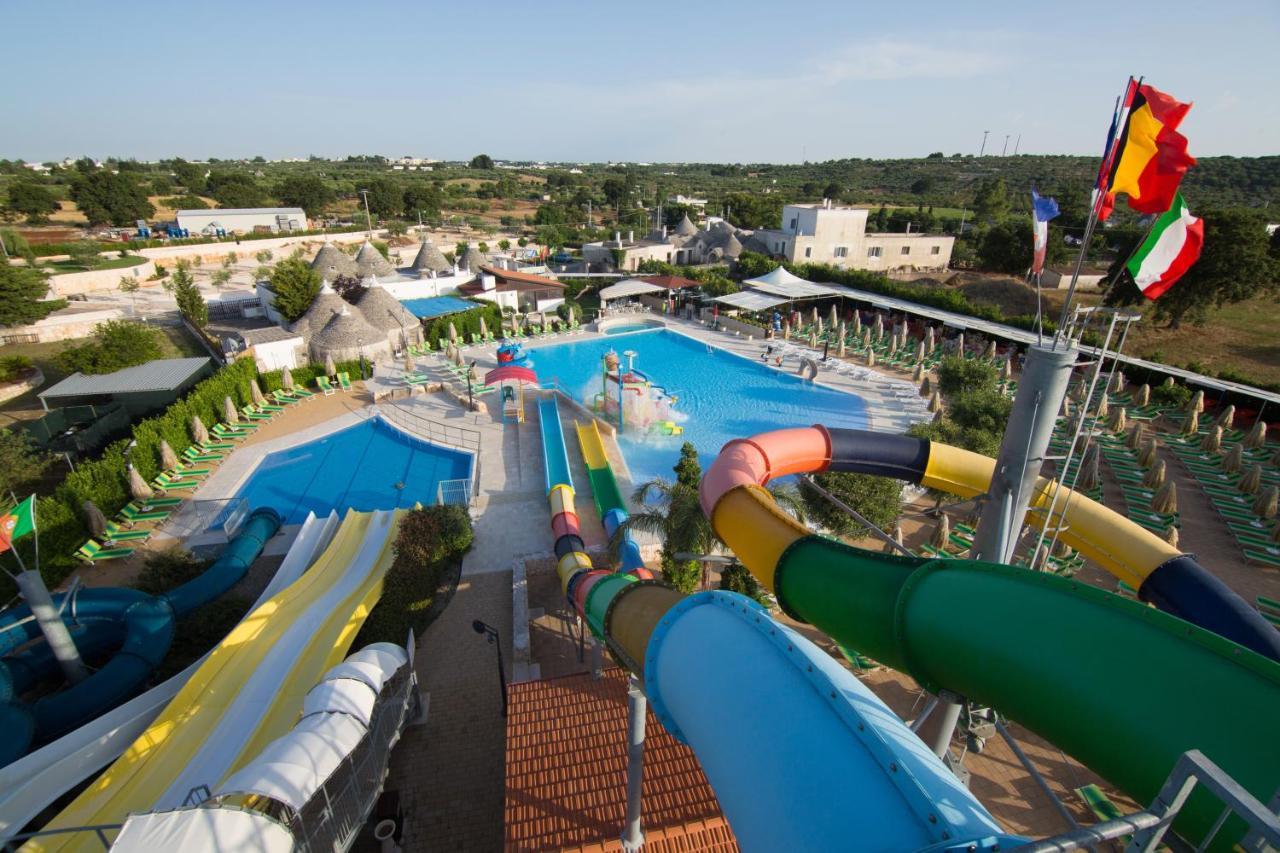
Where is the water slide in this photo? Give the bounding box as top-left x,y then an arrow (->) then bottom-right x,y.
696,425 -> 1280,848
0,510 -> 341,839
0,507 -> 284,767
28,509 -> 403,852
574,418 -> 646,572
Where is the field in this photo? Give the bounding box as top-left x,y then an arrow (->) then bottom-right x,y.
38,255 -> 147,273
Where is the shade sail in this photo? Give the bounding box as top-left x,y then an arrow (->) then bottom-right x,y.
743,265 -> 840,299
713,291 -> 789,311
112,809 -> 294,852
485,365 -> 539,386
599,279 -> 665,301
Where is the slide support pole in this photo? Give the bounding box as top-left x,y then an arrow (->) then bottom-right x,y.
620,675 -> 647,853
971,342 -> 1076,564
929,689 -> 964,760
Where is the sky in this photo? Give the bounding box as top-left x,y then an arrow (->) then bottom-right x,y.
3,0 -> 1277,164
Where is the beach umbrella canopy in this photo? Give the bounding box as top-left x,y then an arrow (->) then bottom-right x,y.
223,396 -> 239,425
1078,444 -> 1100,492
815,316 -> 824,335
809,332 -> 818,348
1112,372 -> 1127,394
282,366 -> 295,391
1134,383 -> 1150,408
912,363 -> 924,383
1271,520 -> 1280,545
1243,420 -> 1268,450
837,338 -> 846,358
928,390 -> 943,414
1163,524 -> 1179,548
887,524 -> 905,554
1096,395 -> 1110,419
1222,443 -> 1244,474
955,332 -> 965,356
837,320 -> 847,343
1181,410 -> 1200,436
1253,485 -> 1278,519
866,350 -> 876,367
1001,358 -> 1013,380
783,320 -> 791,340
1126,422 -> 1145,450
984,340 -> 997,360
403,351 -> 414,373
1142,459 -> 1166,488
920,376 -> 933,398
192,415 -> 209,445
925,326 -> 935,352
83,500 -> 109,540
1138,437 -> 1158,468
811,305 -> 819,325
874,314 -> 885,339
479,316 -> 488,339
1239,464 -> 1263,495
448,321 -> 458,342
1200,425 -> 1222,453
861,329 -> 871,346
1163,376 -> 1176,387
1188,389 -> 1204,414
888,336 -> 898,355
1153,481 -> 1178,515
452,346 -> 464,367
467,363 -> 480,385
1213,404 -> 1233,432
931,514 -> 951,549
1108,406 -> 1127,433
128,465 -> 154,501
324,353 -> 337,377
829,304 -> 839,328
1060,398 -> 1073,418
160,440 -> 179,471
852,312 -> 862,335
250,378 -> 267,406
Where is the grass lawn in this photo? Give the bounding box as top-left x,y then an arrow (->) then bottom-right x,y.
1122,295 -> 1280,386
39,255 -> 147,274
0,323 -> 208,422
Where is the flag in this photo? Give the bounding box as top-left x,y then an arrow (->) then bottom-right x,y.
1030,188 -> 1060,275
1126,193 -> 1203,300
1099,82 -> 1196,221
0,496 -> 36,555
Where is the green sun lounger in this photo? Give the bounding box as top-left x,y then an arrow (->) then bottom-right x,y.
272,389 -> 302,405
152,472 -> 202,492
168,461 -> 210,477
316,376 -> 336,396
129,495 -> 182,509
76,540 -> 135,564
239,406 -> 272,421
1243,546 -> 1280,568
101,521 -> 151,543
337,371 -> 352,391
212,424 -> 250,440
118,503 -> 172,524
184,447 -> 223,463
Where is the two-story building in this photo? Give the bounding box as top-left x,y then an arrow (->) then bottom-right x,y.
754,201 -> 953,272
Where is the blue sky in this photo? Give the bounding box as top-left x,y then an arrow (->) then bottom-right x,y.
4,0 -> 1276,163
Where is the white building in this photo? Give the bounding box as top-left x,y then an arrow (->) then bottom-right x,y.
175,207 -> 307,236
755,201 -> 953,273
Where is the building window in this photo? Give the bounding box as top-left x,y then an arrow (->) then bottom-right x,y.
867,247 -> 882,258
901,246 -> 911,255
789,217 -> 797,230
833,247 -> 848,258
931,245 -> 941,255
804,247 -> 812,258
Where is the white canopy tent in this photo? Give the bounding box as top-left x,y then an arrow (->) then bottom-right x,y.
713,291 -> 789,312
113,809 -> 294,852
742,265 -> 839,299
599,279 -> 666,305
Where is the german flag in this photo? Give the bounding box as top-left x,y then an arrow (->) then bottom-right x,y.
1098,82 -> 1196,220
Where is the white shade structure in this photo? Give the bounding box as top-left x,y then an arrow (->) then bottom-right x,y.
742,265 -> 837,299
600,279 -> 665,305
714,290 -> 789,312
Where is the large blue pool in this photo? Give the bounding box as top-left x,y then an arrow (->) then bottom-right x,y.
233,418 -> 473,524
529,328 -> 868,482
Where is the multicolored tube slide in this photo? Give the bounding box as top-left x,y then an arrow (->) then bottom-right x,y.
575,419 -> 646,573
698,425 -> 1280,848
536,405 -> 1024,849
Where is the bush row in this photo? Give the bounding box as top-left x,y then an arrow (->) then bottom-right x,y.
419,301 -> 503,347
28,225 -> 371,257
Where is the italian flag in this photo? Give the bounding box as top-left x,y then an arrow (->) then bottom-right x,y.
1126,192 -> 1204,300
0,495 -> 36,555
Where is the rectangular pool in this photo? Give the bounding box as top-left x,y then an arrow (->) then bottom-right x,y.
527,328 -> 868,483
231,418 -> 473,524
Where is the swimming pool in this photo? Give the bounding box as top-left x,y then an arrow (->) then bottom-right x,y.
529,329 -> 868,482
231,418 -> 473,524
603,323 -> 661,336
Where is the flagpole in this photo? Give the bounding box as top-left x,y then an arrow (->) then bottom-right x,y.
8,498 -> 88,684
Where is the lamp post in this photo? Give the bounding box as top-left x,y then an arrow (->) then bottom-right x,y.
472,619 -> 507,717
467,360 -> 477,410
356,337 -> 367,380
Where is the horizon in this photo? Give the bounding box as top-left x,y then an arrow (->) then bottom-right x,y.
3,0 -> 1278,163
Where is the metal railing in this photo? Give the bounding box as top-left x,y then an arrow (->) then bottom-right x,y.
164,496 -> 249,541
376,402 -> 481,505
436,477 -> 472,507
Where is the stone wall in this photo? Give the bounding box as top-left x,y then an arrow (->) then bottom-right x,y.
0,368 -> 44,404
46,260 -> 157,298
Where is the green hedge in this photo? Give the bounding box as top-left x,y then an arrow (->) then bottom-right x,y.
419,301 -> 503,346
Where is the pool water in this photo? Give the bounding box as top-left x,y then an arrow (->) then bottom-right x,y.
233,418 -> 473,524
604,323 -> 660,335
529,329 -> 868,482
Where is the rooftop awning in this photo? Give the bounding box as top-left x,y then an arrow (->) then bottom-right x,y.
599,279 -> 666,302
713,291 -> 789,311
742,265 -> 839,299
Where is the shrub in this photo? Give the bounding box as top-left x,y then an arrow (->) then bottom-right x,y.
799,471 -> 904,538
420,301 -> 502,346
719,562 -> 769,605
132,547 -> 211,595
393,504 -> 474,566
0,355 -> 34,382
936,356 -> 999,396
1152,381 -> 1192,408
55,320 -> 165,375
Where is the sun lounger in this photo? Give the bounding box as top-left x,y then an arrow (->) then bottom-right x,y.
75,540 -> 135,564
152,472 -> 203,492
316,376 -> 336,396
101,521 -> 151,544
287,384 -> 315,399
1243,546 -> 1280,568
184,446 -> 223,462
167,461 -> 210,478
118,503 -> 172,524
239,406 -> 272,422
272,389 -> 303,405
337,371 -> 353,391
211,424 -> 250,440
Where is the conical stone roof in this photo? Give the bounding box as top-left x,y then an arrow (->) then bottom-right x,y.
310,241 -> 358,279
356,276 -> 418,332
723,232 -> 744,259
459,246 -> 485,272
410,239 -> 451,274
674,213 -> 698,237
290,279 -> 348,338
310,304 -> 383,352
354,241 -> 396,278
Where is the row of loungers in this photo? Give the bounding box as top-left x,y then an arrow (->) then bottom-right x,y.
72,386 -> 312,563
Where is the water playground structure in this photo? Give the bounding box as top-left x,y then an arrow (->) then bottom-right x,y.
591,349 -> 684,437
495,340 -> 533,370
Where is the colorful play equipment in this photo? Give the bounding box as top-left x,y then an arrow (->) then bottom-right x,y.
575,419 -> 646,573
694,425 -> 1280,848
486,364 -> 538,424
0,507 -> 282,767
30,509 -> 404,851
495,340 -> 533,369
591,350 -> 682,435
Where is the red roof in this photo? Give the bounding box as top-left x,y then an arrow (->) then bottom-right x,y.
505,668 -> 738,852
640,275 -> 701,290
482,265 -> 566,288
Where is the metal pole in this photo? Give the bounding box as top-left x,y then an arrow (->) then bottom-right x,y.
620,675 -> 647,853
494,631 -> 507,718
799,475 -> 914,557
929,689 -> 964,759
995,720 -> 1079,832
14,569 -> 87,684
980,131 -> 990,156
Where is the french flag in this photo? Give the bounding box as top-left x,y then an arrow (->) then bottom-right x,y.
1031,188 -> 1060,276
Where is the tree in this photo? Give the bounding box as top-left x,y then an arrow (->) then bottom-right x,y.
276,174 -> 334,217
402,184 -> 443,218
823,182 -> 842,201
210,269 -> 232,287
269,257 -> 322,322
0,428 -> 55,498
911,177 -> 936,195
364,179 -> 403,218
171,262 -> 207,329
56,320 -> 165,374
719,562 -> 769,605
7,181 -> 59,221
255,249 -> 274,264
973,177 -> 1010,222
799,471 -> 903,538
976,218 -> 1066,274
872,205 -> 889,231
117,274 -> 140,313
70,171 -> 155,226
206,171 -> 267,208
0,264 -> 62,326
67,240 -> 103,270
169,158 -> 207,194
384,219 -> 408,237
1105,208 -> 1280,328
469,154 -> 494,170
498,239 -> 511,251
936,355 -> 999,396
0,228 -> 35,262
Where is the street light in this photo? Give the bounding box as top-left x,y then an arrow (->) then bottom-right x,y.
472,619 -> 507,718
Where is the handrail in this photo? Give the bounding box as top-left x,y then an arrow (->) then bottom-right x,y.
376,402 -> 481,452
2,822 -> 121,849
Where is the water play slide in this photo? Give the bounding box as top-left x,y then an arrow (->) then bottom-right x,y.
574,418 -> 646,572
697,425 -> 1280,847
0,510 -> 341,839
28,509 -> 402,852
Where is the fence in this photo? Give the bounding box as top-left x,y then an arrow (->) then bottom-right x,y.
20,404 -> 131,454
376,402 -> 482,505
164,496 -> 250,542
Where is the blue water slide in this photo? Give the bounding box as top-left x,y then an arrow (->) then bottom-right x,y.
601,507 -> 645,572
538,396 -> 573,495
642,591 -> 1023,852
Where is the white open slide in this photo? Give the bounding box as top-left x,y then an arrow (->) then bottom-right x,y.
0,510 -> 341,842
27,509 -> 402,853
